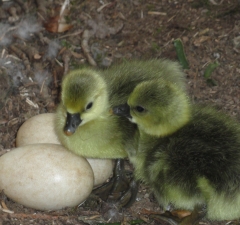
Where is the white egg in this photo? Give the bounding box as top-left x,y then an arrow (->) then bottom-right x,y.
16,113 -> 60,146
87,158 -> 114,187
16,113 -> 114,186
0,144 -> 94,210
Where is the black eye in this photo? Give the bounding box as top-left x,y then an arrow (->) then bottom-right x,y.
135,106 -> 145,113
86,102 -> 93,110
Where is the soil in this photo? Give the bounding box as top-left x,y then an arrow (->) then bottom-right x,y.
0,0 -> 240,224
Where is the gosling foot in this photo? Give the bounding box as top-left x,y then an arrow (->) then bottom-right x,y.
92,159 -> 138,208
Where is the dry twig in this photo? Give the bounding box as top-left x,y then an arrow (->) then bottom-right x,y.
81,29 -> 97,67
0,7 -> 8,19
9,45 -> 31,71
16,44 -> 40,61
209,0 -> 224,5
8,6 -> 19,22
58,29 -> 83,39
0,26 -> 18,42
62,49 -> 72,75
36,32 -> 51,45
13,0 -> 28,13
0,191 -> 14,214
35,0 -> 47,19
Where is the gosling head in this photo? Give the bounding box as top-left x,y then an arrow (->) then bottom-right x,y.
61,69 -> 108,135
113,79 -> 190,137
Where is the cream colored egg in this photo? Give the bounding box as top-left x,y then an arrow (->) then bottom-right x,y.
0,144 -> 94,210
16,113 -> 114,186
87,158 -> 114,187
16,113 -> 60,146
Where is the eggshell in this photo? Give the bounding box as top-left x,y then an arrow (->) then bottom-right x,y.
0,144 -> 94,210
16,113 -> 60,146
16,113 -> 114,186
87,158 -> 114,187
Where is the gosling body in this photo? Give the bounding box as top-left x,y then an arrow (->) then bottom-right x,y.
113,79 -> 240,221
55,69 -> 134,159
135,106 -> 240,220
104,59 -> 187,106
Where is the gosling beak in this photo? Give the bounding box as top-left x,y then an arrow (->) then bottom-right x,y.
112,103 -> 132,119
64,112 -> 82,136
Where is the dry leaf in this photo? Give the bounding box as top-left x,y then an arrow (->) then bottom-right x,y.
34,54 -> 42,59
193,36 -> 210,47
44,3 -> 73,33
44,16 -> 73,33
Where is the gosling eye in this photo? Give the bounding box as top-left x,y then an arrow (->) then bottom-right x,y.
135,106 -> 145,113
86,102 -> 93,110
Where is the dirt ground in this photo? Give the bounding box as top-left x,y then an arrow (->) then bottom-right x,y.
1,0 -> 240,224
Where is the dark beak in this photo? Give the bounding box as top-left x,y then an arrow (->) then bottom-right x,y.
112,103 -> 132,119
64,112 -> 82,136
